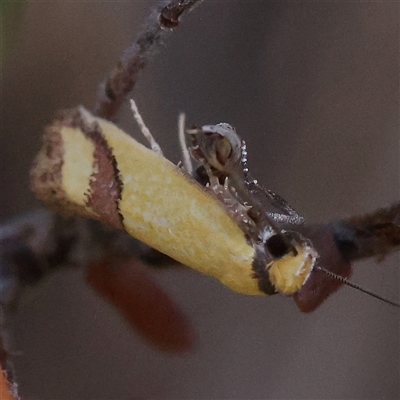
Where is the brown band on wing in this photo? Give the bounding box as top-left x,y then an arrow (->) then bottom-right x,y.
252,246 -> 277,295
62,108 -> 124,229
80,120 -> 124,230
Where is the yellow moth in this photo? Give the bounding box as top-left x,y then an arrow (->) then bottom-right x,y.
31,105 -> 317,298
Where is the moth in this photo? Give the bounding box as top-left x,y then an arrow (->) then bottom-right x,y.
31,103 -> 398,312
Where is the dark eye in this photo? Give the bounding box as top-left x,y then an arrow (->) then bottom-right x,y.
215,137 -> 232,165
266,234 -> 290,259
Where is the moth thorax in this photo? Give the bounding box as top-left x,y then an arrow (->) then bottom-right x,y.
267,242 -> 318,294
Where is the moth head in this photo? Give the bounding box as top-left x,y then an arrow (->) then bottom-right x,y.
187,123 -> 242,174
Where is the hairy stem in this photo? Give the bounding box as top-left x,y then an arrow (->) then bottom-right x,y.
93,0 -> 202,120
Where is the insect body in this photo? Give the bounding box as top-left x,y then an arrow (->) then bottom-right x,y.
32,106 -> 318,298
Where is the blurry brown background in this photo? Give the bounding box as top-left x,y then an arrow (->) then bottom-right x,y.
1,1 -> 399,399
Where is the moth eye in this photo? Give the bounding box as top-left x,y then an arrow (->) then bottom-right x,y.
215,137 -> 232,166
266,234 -> 291,259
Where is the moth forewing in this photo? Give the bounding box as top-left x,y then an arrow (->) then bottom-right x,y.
74,108 -> 263,295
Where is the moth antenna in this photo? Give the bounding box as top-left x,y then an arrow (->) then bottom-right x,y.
178,112 -> 193,175
130,99 -> 163,156
316,266 -> 400,308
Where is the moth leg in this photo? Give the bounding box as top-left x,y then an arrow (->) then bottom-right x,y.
248,182 -> 304,225
130,99 -> 163,156
265,189 -> 304,225
267,212 -> 304,226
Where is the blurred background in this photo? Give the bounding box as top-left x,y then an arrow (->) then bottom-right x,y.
1,1 -> 399,399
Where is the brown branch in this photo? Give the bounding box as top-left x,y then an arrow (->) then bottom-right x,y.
0,207 -> 197,352
331,203 -> 400,262
293,203 -> 400,312
93,0 -> 202,120
0,209 -> 154,307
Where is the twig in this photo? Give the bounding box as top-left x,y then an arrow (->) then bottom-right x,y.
0,209 -> 152,307
295,205 -> 400,312
331,203 -> 400,262
0,208 -> 167,378
93,0 -> 202,120
0,211 -> 195,367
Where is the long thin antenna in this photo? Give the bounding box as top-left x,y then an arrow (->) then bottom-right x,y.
316,266 -> 400,308
178,113 -> 193,175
